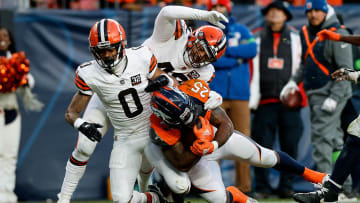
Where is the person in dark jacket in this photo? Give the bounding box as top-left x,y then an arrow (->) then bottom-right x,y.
281,0 -> 354,199
208,0 -> 257,194
250,1 -> 305,198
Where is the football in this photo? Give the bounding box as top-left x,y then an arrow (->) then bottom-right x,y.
281,90 -> 302,109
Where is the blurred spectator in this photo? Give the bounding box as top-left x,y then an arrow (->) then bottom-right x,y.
280,0 -> 354,198
0,26 -> 43,203
208,0 -> 257,194
292,0 -> 342,6
100,0 -> 142,10
250,1 -> 304,198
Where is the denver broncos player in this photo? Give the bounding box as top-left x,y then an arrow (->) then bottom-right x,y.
146,79 -> 331,203
58,19 -> 177,203
58,5 -> 228,203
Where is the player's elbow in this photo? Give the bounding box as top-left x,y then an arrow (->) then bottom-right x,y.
159,6 -> 173,18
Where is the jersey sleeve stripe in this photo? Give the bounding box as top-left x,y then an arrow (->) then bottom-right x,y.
149,55 -> 157,73
174,20 -> 182,40
75,79 -> 91,91
75,71 -> 91,90
208,73 -> 215,83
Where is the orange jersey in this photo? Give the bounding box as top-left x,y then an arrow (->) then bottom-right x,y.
150,79 -> 213,147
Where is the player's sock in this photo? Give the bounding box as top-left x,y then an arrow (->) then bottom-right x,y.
137,167 -> 154,192
226,186 -> 248,203
302,167 -> 327,184
58,158 -> 87,201
273,151 -> 304,175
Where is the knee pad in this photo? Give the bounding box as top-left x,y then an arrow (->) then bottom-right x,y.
72,134 -> 97,162
166,175 -> 191,194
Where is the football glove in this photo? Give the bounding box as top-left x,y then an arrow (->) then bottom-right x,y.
205,11 -> 229,29
78,122 -> 103,142
193,116 -> 214,142
280,80 -> 298,101
145,75 -> 170,92
331,68 -> 359,84
321,97 -> 338,113
190,140 -> 218,156
317,29 -> 341,42
204,90 -> 223,110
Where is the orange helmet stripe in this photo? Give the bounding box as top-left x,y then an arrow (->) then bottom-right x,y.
153,91 -> 181,110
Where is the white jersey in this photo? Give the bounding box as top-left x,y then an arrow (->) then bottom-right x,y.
142,6 -> 215,83
75,46 -> 157,136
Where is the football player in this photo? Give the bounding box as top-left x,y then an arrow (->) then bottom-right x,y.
146,79 -> 330,203
60,18 -> 178,203
292,31 -> 360,203
57,6 -> 228,203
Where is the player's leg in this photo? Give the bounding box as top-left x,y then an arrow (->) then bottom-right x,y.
110,135 -> 149,203
0,110 -> 21,203
189,159 -> 257,203
137,154 -> 154,192
58,94 -> 111,202
204,131 -> 327,185
294,135 -> 360,203
227,100 -> 252,193
144,142 -> 191,195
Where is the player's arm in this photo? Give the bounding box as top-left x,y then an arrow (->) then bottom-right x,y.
318,29 -> 360,46
163,141 -> 200,172
145,56 -> 178,92
152,6 -> 228,42
210,107 -> 233,146
190,107 -> 233,156
65,91 -> 91,126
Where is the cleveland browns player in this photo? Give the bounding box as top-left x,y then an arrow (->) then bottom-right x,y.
58,6 -> 228,203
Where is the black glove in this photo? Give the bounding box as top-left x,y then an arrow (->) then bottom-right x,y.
145,75 -> 169,92
78,122 -> 103,142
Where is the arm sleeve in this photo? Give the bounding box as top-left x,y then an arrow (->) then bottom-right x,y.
328,29 -> 353,101
151,6 -> 211,42
226,25 -> 257,59
291,52 -> 305,84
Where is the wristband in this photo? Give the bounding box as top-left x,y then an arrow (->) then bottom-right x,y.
212,140 -> 219,151
74,118 -> 86,129
160,73 -> 174,87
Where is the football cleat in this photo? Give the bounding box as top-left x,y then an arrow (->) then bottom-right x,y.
293,181 -> 338,203
148,184 -> 173,203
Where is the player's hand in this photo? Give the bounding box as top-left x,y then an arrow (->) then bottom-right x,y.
280,80 -> 298,101
331,68 -> 359,84
204,90 -> 222,110
317,29 -> 341,42
145,75 -> 169,92
190,140 -> 215,156
193,116 -> 214,142
78,122 -> 103,142
206,11 -> 229,29
321,97 -> 337,113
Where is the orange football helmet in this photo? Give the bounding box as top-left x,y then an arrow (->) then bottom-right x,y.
185,25 -> 226,68
88,19 -> 127,70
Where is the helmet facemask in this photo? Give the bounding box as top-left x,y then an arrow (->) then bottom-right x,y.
185,31 -> 217,68
90,41 -> 125,72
